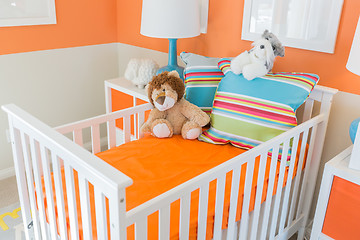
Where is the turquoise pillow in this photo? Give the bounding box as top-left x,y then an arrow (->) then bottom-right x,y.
180,52 -> 224,115
199,58 -> 319,150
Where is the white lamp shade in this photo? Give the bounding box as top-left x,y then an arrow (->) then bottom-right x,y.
140,0 -> 201,39
347,16 -> 360,76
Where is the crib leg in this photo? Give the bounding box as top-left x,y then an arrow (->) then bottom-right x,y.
297,227 -> 305,240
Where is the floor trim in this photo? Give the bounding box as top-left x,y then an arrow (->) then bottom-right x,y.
0,167 -> 15,181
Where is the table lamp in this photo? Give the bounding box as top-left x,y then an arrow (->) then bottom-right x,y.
347,16 -> 360,170
140,0 -> 204,79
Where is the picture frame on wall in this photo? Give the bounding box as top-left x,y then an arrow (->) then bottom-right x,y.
0,0 -> 56,27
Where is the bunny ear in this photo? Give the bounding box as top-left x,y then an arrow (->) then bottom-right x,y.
262,29 -> 270,36
265,42 -> 275,70
275,45 -> 285,57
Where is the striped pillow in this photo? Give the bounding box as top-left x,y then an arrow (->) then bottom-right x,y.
199,58 -> 319,150
180,52 -> 224,115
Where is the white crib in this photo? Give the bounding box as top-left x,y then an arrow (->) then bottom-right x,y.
2,85 -> 337,240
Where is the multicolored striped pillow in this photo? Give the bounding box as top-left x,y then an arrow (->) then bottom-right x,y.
180,52 -> 224,115
199,58 -> 319,150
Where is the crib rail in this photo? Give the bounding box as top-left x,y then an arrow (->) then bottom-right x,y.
2,84 -> 336,240
125,114 -> 324,239
56,103 -> 153,152
121,86 -> 336,240
2,104 -> 133,240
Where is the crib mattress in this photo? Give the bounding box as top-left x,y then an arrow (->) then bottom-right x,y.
46,135 -> 302,239
97,135 -> 247,211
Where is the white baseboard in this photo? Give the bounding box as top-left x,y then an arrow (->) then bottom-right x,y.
82,137 -> 109,152
0,167 -> 15,180
116,128 -> 137,146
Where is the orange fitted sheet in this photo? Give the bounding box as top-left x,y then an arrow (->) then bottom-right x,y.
45,135 -> 304,239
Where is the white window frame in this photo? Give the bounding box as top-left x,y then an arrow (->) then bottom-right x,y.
241,0 -> 344,54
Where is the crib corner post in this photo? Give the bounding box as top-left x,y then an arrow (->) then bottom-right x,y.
6,114 -> 33,240
297,90 -> 337,240
109,187 -> 128,240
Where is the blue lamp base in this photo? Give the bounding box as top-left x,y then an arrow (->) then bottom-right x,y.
349,117 -> 360,143
156,65 -> 184,79
157,38 -> 184,80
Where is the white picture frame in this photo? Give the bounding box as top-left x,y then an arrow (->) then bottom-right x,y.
0,0 -> 56,27
241,0 -> 344,54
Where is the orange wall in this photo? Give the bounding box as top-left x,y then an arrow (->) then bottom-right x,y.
1,0 -> 360,94
0,0 -> 117,55
117,0 -> 360,95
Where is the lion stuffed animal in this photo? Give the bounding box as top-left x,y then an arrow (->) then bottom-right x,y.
140,71 -> 210,139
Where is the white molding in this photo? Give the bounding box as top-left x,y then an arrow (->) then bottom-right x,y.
0,167 -> 15,180
83,137 -> 109,152
116,128 -> 137,146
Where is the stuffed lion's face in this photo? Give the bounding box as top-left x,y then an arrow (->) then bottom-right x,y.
151,83 -> 178,111
147,71 -> 185,112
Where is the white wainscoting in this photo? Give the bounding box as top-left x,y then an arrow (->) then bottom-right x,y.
0,167 -> 15,180
0,43 -> 119,171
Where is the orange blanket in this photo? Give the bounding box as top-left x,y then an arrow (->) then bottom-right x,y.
45,135 -> 302,239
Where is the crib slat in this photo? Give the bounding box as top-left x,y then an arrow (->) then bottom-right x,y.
107,120 -> 116,149
179,194 -> 191,240
269,139 -> 290,238
226,165 -> 242,240
249,152 -> 268,240
10,128 -> 33,240
64,162 -> 80,240
78,173 -> 93,240
40,145 -> 58,240
213,175 -> 226,239
159,205 -> 171,240
239,157 -> 256,240
19,132 -> 41,240
29,138 -> 49,239
137,111 -> 145,139
133,97 -> 137,138
52,155 -> 68,240
278,135 -> 300,234
198,184 -> 210,239
95,187 -> 108,240
109,189 -> 127,240
73,129 -> 83,147
296,125 -> 318,219
91,124 -> 101,154
259,146 -> 280,240
135,218 -> 148,240
123,115 -> 131,143
287,129 -> 309,226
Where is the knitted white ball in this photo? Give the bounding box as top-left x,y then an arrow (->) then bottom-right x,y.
125,59 -> 159,88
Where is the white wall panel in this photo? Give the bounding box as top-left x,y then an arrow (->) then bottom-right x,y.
0,43 -> 119,171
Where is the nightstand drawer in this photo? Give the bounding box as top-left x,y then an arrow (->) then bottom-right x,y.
322,176 -> 360,240
311,146 -> 360,240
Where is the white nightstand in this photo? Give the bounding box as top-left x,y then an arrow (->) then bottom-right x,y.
104,77 -> 148,114
311,145 -> 360,240
104,78 -> 150,143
